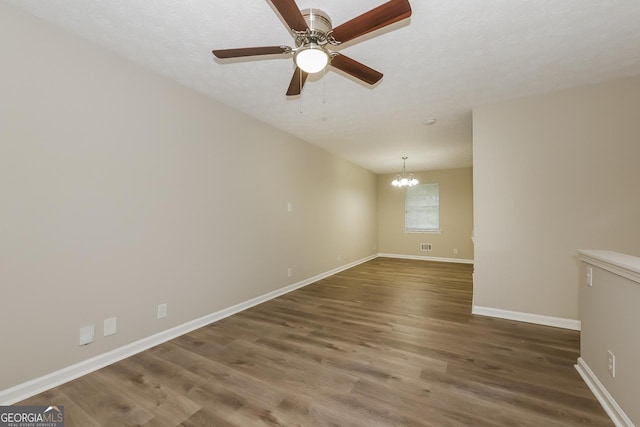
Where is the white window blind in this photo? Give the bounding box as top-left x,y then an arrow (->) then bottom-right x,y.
405,183 -> 440,232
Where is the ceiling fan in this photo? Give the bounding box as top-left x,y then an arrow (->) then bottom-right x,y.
212,0 -> 412,96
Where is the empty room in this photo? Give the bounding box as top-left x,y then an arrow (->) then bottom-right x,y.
1,1 -> 639,426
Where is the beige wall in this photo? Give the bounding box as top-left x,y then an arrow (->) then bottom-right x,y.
378,168 -> 474,261
0,3 -> 377,391
473,74 -> 640,320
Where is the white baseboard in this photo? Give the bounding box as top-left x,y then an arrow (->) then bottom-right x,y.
0,254 -> 377,405
575,357 -> 634,427
378,253 -> 474,264
472,305 -> 581,331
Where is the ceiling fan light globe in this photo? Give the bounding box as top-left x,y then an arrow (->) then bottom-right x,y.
295,46 -> 329,73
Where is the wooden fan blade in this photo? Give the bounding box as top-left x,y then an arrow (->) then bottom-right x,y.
331,0 -> 412,44
270,0 -> 309,32
286,67 -> 309,96
330,54 -> 383,85
212,46 -> 291,59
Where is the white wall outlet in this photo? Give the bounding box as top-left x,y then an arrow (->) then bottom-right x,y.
287,202 -> 292,213
453,248 -> 458,255
607,350 -> 616,378
79,324 -> 95,346
586,266 -> 593,287
157,303 -> 168,319
337,254 -> 341,262
287,268 -> 292,277
103,317 -> 117,336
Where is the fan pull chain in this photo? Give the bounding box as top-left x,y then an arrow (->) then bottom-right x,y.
322,66 -> 327,105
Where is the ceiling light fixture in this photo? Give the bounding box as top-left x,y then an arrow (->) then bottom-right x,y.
294,44 -> 329,73
391,156 -> 419,187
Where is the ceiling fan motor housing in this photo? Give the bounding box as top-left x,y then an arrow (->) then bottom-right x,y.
296,8 -> 333,47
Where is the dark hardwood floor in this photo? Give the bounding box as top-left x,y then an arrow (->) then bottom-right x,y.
20,257 -> 612,426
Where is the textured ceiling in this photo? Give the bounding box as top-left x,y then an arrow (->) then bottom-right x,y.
7,0 -> 640,173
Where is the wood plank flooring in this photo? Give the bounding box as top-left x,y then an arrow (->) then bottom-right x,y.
19,258 -> 612,426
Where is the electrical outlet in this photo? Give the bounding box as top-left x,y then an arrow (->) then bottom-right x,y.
607,350 -> 616,378
79,325 -> 95,346
157,303 -> 168,319
287,268 -> 292,277
453,248 -> 458,255
103,317 -> 117,336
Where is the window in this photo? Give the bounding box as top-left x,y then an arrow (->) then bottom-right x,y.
405,183 -> 440,232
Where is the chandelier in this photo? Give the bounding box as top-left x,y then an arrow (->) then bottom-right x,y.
391,157 -> 419,187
